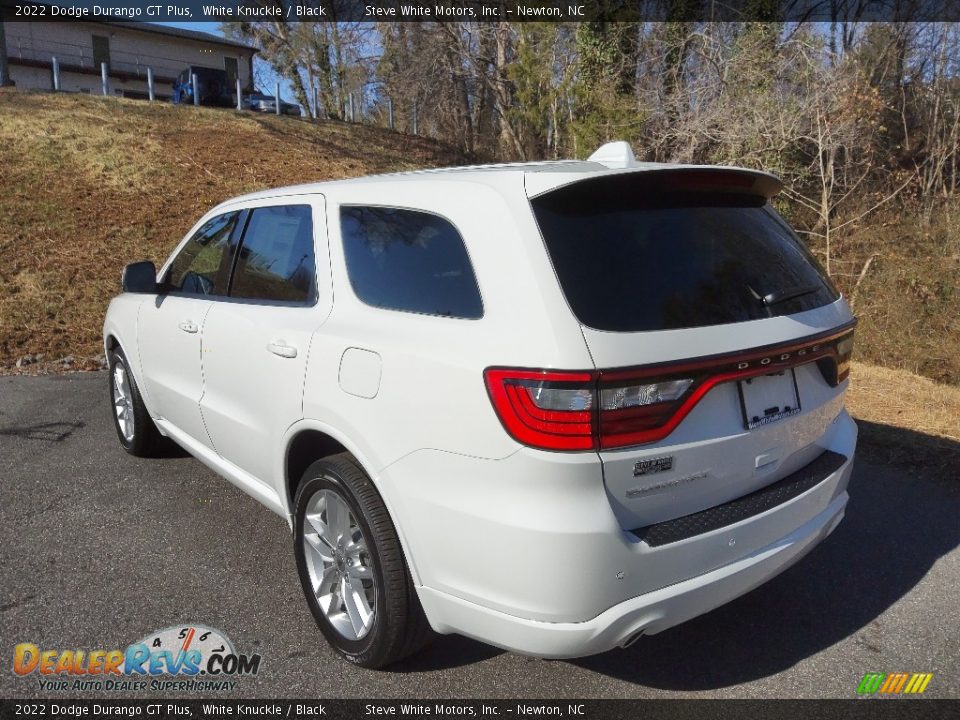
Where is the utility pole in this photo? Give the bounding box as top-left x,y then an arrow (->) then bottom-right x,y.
0,20 -> 12,87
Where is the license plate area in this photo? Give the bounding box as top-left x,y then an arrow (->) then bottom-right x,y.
738,369 -> 801,430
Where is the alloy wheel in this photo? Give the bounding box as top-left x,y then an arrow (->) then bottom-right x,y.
112,362 -> 135,443
302,488 -> 377,640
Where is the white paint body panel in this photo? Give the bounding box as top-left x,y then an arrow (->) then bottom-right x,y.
137,295 -> 212,446
338,348 -> 383,399
103,157 -> 858,658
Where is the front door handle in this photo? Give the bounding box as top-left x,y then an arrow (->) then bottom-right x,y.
178,320 -> 198,334
267,342 -> 298,359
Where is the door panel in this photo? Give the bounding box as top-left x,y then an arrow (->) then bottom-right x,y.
138,295 -> 213,445
200,303 -> 319,485
200,196 -> 331,489
137,210 -> 241,447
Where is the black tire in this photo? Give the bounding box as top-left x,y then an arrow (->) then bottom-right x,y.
293,453 -> 433,668
107,347 -> 165,457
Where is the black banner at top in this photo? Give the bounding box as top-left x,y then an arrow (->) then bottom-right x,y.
3,0 -> 960,23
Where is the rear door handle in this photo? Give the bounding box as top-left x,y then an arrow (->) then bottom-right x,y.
267,342 -> 298,359
178,320 -> 198,334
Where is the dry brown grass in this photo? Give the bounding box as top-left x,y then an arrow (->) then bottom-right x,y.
828,213 -> 960,386
0,91 -> 464,370
846,361 -> 960,482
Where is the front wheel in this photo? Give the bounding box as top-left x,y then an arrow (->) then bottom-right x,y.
293,453 -> 432,668
108,347 -> 164,456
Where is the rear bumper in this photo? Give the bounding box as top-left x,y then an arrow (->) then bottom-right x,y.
383,410 -> 856,656
419,492 -> 847,659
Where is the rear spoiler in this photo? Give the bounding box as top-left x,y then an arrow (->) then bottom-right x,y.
524,165 -> 783,200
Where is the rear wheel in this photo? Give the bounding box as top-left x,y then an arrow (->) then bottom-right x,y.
293,453 -> 432,668
108,347 -> 164,456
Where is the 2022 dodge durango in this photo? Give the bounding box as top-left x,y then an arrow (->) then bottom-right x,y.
103,141 -> 858,668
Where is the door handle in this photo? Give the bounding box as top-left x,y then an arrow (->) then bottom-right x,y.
267,342 -> 298,359
178,320 -> 198,334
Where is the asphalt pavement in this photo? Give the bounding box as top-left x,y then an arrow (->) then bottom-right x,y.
1,373 -> 957,699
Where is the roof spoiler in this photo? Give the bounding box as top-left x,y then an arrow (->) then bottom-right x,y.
528,146 -> 783,200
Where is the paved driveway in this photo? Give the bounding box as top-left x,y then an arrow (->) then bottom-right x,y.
1,373 -> 957,698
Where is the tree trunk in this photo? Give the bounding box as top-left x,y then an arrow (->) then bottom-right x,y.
493,22 -> 524,159
289,67 -> 310,115
314,30 -> 339,120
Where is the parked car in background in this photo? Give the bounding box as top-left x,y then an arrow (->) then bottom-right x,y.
244,92 -> 301,116
172,66 -> 235,107
103,141 -> 857,669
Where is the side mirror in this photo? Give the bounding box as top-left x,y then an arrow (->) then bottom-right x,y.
121,261 -> 158,294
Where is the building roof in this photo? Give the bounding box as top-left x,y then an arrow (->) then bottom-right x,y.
107,22 -> 258,53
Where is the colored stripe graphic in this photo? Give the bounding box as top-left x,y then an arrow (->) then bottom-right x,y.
857,672 -> 933,695
857,673 -> 886,694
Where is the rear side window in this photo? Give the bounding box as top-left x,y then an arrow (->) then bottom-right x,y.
531,175 -> 839,332
230,205 -> 315,303
166,211 -> 239,295
340,206 -> 483,319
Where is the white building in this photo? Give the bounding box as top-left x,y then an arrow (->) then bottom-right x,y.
3,21 -> 257,100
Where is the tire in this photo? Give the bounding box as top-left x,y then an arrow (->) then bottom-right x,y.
108,347 -> 165,457
293,453 -> 432,668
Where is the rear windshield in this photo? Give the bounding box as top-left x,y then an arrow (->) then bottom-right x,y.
531,176 -> 839,333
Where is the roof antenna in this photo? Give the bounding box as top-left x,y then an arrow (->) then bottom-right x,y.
587,141 -> 637,169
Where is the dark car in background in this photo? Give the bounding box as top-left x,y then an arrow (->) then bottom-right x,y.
172,66 -> 235,107
244,92 -> 301,116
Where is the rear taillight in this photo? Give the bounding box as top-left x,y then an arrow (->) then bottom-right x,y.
836,335 -> 854,383
484,324 -> 855,452
483,369 -> 596,451
597,377 -> 697,448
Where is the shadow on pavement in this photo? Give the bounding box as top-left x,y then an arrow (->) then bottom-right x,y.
0,421 -> 84,442
385,635 -> 503,673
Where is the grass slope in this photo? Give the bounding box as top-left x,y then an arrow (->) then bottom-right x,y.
0,91 -> 463,369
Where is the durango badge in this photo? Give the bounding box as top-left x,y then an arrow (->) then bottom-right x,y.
633,456 -> 674,476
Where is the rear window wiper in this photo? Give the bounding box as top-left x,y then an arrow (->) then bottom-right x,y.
752,284 -> 821,307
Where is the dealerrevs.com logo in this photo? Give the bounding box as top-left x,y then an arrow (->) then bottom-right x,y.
12,624 -> 262,692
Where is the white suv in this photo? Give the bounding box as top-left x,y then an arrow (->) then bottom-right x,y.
103,142 -> 857,668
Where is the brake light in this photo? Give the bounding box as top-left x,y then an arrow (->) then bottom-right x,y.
484,324 -> 855,452
484,369 -> 596,451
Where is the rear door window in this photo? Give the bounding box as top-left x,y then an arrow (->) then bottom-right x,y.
339,206 -> 483,319
531,175 -> 839,332
165,211 -> 240,296
229,205 -> 315,303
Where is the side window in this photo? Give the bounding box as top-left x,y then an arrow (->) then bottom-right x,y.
340,206 -> 483,319
230,205 -> 315,303
166,211 -> 239,296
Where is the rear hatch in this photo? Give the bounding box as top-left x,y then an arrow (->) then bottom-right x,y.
529,169 -> 856,530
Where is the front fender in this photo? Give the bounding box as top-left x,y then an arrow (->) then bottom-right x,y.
103,294 -> 152,412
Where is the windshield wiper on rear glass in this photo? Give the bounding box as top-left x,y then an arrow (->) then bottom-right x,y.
757,285 -> 821,307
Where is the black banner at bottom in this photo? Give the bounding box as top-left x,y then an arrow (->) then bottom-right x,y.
1,699 -> 958,720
